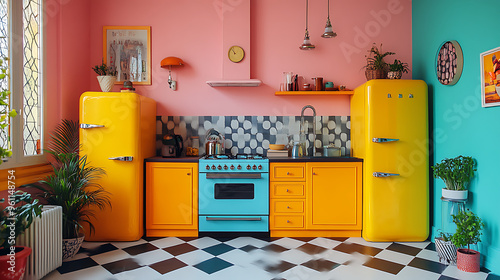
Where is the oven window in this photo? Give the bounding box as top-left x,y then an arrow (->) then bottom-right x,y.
214,184 -> 254,199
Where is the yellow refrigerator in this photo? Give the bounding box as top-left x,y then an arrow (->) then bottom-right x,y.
79,92 -> 156,241
351,80 -> 429,242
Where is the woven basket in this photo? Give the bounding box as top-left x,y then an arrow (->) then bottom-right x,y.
365,69 -> 386,81
96,76 -> 117,92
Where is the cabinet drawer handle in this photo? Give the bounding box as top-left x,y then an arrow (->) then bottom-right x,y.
313,172 -> 317,175
287,172 -> 290,175
287,206 -> 290,209
187,173 -> 191,175
286,189 -> 289,192
287,220 -> 290,223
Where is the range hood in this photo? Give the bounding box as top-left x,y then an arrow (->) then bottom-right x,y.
206,79 -> 261,87
207,0 -> 261,87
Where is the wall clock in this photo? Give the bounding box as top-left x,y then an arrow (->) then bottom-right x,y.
228,45 -> 245,63
436,40 -> 463,85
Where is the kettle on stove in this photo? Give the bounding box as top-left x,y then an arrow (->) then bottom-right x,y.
162,134 -> 183,157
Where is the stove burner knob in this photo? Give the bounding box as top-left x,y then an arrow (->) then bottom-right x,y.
237,165 -> 242,170
217,165 -> 222,170
246,165 -> 251,170
230,165 -> 235,170
252,165 -> 257,170
223,165 -> 228,170
206,165 -> 210,170
211,165 -> 216,170
258,165 -> 262,170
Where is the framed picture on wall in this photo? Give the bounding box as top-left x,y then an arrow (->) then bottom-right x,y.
480,46 -> 500,107
103,26 -> 151,85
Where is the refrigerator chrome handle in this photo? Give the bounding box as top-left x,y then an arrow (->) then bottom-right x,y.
80,123 -> 105,129
372,138 -> 399,143
108,156 -> 133,162
205,217 -> 262,221
373,172 -> 400,178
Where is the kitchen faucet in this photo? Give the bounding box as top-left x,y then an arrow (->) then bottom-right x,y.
300,105 -> 316,156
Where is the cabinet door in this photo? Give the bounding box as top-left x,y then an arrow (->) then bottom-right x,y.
306,162 -> 362,230
146,162 -> 198,229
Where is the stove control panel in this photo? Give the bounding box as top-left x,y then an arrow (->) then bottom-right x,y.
199,159 -> 269,173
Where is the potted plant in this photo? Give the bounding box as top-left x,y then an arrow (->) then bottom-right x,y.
0,191 -> 42,280
92,59 -> 117,92
364,43 -> 395,80
434,230 -> 457,265
387,59 -> 410,79
451,209 -> 484,272
30,120 -> 110,260
432,155 -> 476,200
0,57 -> 17,163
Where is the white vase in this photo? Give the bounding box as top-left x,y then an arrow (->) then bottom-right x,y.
96,76 -> 117,92
442,189 -> 468,200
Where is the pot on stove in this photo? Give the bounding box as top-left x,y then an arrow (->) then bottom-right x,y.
205,140 -> 223,155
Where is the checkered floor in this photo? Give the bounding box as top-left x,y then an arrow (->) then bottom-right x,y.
42,236 -> 498,280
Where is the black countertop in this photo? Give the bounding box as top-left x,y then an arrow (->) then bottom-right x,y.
145,156 -> 362,163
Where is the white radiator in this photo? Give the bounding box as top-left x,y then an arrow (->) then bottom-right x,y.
16,205 -> 63,280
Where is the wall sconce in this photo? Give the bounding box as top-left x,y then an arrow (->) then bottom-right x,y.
161,57 -> 184,91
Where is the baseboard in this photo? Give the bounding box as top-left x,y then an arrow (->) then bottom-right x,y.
484,244 -> 500,274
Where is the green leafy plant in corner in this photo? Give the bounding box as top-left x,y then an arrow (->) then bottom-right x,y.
432,155 -> 476,190
388,59 -> 410,73
364,43 -> 395,71
92,59 -> 117,76
451,209 -> 484,254
0,191 -> 43,249
437,230 -> 453,242
30,120 -> 110,239
0,57 -> 17,163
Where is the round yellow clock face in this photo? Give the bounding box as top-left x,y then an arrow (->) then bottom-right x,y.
228,45 -> 245,63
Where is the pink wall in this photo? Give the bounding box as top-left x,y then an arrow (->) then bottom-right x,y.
44,0 -> 90,136
83,0 -> 412,116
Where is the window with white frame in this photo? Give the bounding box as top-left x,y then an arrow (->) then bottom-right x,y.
0,0 -> 44,168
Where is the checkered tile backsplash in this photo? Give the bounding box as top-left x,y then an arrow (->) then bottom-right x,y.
156,116 -> 351,156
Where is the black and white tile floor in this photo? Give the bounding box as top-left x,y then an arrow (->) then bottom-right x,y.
43,236 -> 499,280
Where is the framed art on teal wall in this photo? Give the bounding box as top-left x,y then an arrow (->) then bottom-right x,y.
480,46 -> 500,107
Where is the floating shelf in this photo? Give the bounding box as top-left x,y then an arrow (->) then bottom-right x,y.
275,90 -> 354,96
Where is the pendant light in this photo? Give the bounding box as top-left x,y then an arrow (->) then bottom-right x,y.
321,0 -> 337,38
299,0 -> 315,50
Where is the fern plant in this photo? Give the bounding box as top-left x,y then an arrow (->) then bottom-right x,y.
364,43 -> 395,71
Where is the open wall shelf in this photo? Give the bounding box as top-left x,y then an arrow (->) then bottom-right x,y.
275,91 -> 354,96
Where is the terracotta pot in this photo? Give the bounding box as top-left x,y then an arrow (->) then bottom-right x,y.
434,237 -> 457,265
62,234 -> 85,260
442,189 -> 468,200
0,246 -> 32,280
457,248 -> 480,272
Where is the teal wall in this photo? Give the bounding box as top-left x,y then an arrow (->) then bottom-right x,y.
413,0 -> 500,273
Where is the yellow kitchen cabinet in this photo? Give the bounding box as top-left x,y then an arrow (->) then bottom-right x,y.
146,162 -> 198,237
306,162 -> 362,236
270,161 -> 362,237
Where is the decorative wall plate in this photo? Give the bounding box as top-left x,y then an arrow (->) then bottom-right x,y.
436,40 -> 464,85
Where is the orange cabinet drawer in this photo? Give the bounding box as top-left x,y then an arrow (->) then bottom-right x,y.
272,215 -> 304,228
270,163 -> 305,181
271,182 -> 305,197
272,200 -> 305,213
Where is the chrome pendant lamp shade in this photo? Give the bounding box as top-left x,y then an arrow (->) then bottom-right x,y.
321,0 -> 337,38
299,0 -> 315,50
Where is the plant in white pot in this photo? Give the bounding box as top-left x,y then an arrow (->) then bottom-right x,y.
30,120 -> 110,260
432,155 -> 476,200
92,60 -> 117,92
451,209 -> 484,272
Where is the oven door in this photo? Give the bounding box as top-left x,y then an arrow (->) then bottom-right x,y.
198,172 -> 269,215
